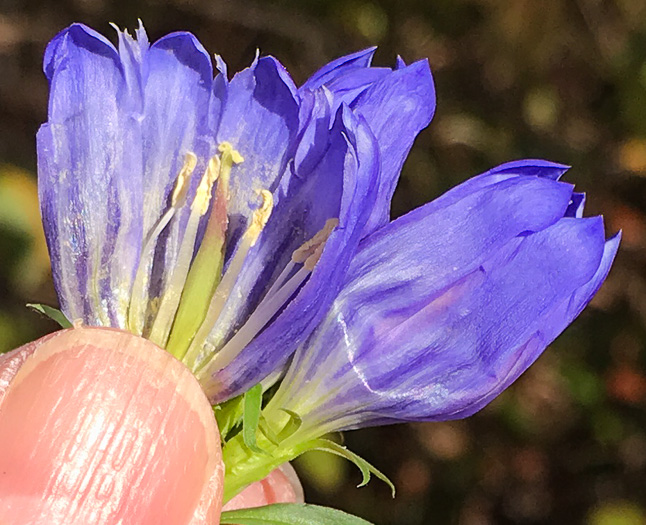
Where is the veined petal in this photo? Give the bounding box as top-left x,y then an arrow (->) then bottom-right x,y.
208,55 -> 229,135
300,48 -> 386,104
39,24 -> 141,326
301,53 -> 435,235
266,166 -> 613,435
351,59 -> 436,234
138,32 -> 214,302
293,88 -> 334,176
115,22 -> 149,111
191,90 -> 335,359
421,159 -> 571,214
215,56 -> 300,247
198,105 -> 380,402
445,230 -> 620,420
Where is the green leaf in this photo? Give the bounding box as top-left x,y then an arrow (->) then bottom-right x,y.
26,303 -> 72,328
220,503 -> 374,525
311,439 -> 395,497
243,383 -> 266,454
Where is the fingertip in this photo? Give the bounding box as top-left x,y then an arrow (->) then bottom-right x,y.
0,327 -> 224,524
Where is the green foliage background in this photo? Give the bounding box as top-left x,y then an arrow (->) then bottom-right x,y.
1,1 -> 645,523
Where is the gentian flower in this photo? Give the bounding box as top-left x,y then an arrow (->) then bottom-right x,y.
38,23 -> 434,403
37,22 -> 619,511
263,160 -> 620,437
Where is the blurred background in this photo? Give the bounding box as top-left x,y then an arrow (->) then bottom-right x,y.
1,0 -> 645,523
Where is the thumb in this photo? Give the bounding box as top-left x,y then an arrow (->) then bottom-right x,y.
0,327 -> 224,525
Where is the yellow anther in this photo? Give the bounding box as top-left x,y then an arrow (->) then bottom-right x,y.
218,141 -> 244,164
252,190 -> 274,231
304,244 -> 325,271
191,156 -> 221,216
171,152 -> 198,206
292,218 -> 339,264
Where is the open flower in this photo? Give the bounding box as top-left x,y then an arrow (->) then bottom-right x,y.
263,160 -> 620,437
38,23 -> 435,402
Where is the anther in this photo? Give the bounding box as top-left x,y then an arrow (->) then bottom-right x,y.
292,218 -> 339,264
171,152 -> 198,206
191,156 -> 221,216
127,152 -> 198,334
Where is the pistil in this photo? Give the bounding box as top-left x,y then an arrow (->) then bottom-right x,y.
166,143 -> 242,358
148,155 -> 220,346
181,189 -> 274,367
193,219 -> 339,391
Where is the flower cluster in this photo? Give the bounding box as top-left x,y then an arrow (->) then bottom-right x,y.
38,22 -> 619,507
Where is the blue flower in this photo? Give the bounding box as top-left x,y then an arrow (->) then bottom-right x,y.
263,160 -> 620,436
37,23 -> 435,403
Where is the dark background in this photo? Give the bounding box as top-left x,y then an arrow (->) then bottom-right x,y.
1,1 -> 645,523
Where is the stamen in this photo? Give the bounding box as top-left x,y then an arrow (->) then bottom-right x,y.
167,143 -> 243,359
196,265 -> 310,380
191,156 -> 221,216
148,155 -> 220,346
193,218 -> 338,376
127,152 -> 197,334
219,141 -> 244,165
291,218 -> 339,264
171,152 -> 198,206
183,190 -> 274,368
263,260 -> 297,300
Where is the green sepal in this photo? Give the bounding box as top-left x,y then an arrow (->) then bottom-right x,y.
243,384 -> 267,454
276,409 -> 302,442
215,395 -> 244,442
26,303 -> 72,328
310,438 -> 396,497
258,414 -> 281,446
219,503 -> 374,525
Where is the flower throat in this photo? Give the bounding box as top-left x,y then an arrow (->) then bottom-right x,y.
125,143 -> 337,374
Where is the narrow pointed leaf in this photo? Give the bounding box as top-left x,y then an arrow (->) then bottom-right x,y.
243,383 -> 265,453
26,303 -> 72,328
214,394 -> 244,441
258,415 -> 281,446
310,439 -> 395,496
277,409 -> 303,442
220,503 -> 374,525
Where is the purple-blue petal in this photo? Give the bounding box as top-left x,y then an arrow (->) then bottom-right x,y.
201,105 -> 380,402
270,164 -> 615,433
115,23 -> 149,110
445,229 -> 620,420
566,192 -> 586,218
39,23 -> 141,327
138,32 -> 214,296
215,56 -> 300,248
351,59 -> 436,234
293,88 -> 334,175
423,159 -> 571,214
300,48 -> 377,92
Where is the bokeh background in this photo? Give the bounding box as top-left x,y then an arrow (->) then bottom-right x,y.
1,0 -> 646,523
